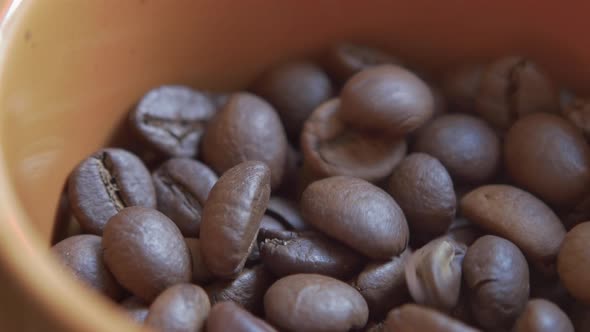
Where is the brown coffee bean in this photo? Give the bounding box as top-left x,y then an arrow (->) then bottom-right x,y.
513,299 -> 573,332
301,176 -> 409,259
324,43 -> 403,83
206,301 -> 277,332
413,114 -> 500,184
444,218 -> 482,247
200,93 -> 287,189
120,297 -> 149,324
339,65 -> 434,135
301,98 -> 407,183
258,229 -> 364,279
129,86 -> 215,158
463,235 -> 529,330
251,61 -> 333,140
505,113 -> 590,208
384,304 -> 480,332
102,207 -> 191,301
205,265 -> 274,315
265,197 -> 307,230
200,161 -> 271,278
68,148 -> 156,235
441,63 -> 484,113
146,284 -> 210,332
405,238 -> 465,312
184,238 -> 214,285
51,235 -> 123,300
388,153 -> 456,235
264,274 -> 369,332
351,248 -> 412,319
558,222 -> 590,304
153,158 -> 217,237
461,185 -> 566,275
476,56 -> 558,129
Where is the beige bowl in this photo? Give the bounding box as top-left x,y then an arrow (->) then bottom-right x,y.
1,1 -> 589,331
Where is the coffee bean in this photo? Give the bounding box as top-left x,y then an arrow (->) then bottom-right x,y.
206,301 -> 277,332
68,148 -> 156,235
301,98 -> 407,183
205,265 -> 274,315
405,238 -> 465,312
301,176 -> 409,259
443,218 -> 482,247
265,197 -> 307,230
324,43 -> 403,83
201,93 -> 287,189
351,248 -> 412,319
441,63 -> 484,113
476,56 -> 558,129
200,161 -> 270,278
513,299 -> 573,332
561,93 -> 590,139
460,185 -> 566,275
184,238 -> 214,285
129,86 -> 215,158
505,113 -> 590,208
558,222 -> 590,304
51,235 -> 123,300
384,304 -> 479,332
463,235 -> 529,330
413,114 -> 500,184
102,207 -> 191,301
264,274 -> 369,332
252,61 -> 333,140
339,65 -> 434,135
153,158 -> 217,236
258,229 -> 364,279
120,297 -> 149,324
145,284 -> 210,332
388,153 -> 456,235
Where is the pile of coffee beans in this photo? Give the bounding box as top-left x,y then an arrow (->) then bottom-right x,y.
51,42 -> 590,332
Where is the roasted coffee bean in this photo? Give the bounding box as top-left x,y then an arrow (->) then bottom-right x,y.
324,42 -> 403,83
444,218 -> 482,247
505,113 -> 590,208
413,114 -> 500,184
201,93 -> 287,189
405,238 -> 465,312
351,248 -> 412,319
264,274 -> 369,332
68,148 -> 156,235
129,85 -> 215,158
206,301 -> 277,332
301,98 -> 407,183
388,153 -> 456,235
205,265 -> 274,315
252,61 -> 333,140
265,197 -> 307,230
339,65 -> 434,135
384,304 -> 480,332
461,185 -> 566,275
258,229 -> 364,279
120,297 -> 149,324
52,235 -> 123,300
102,207 -> 191,301
145,284 -> 210,332
463,235 -> 529,330
184,238 -> 214,285
200,161 -> 270,278
153,158 -> 217,236
301,176 -> 409,259
476,56 -> 558,129
557,222 -> 590,304
441,63 -> 484,113
513,299 -> 574,332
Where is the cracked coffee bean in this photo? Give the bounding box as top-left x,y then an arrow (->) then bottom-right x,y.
258,228 -> 364,279
153,158 -> 217,237
68,148 -> 156,235
130,85 -> 215,159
